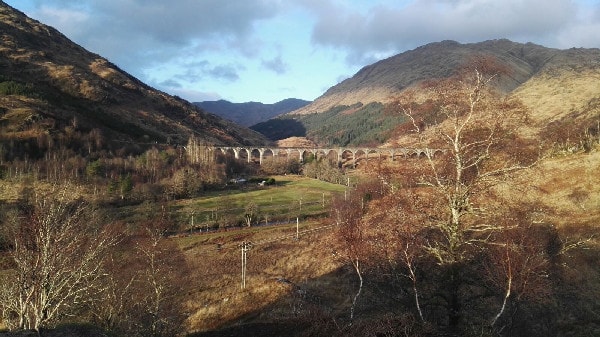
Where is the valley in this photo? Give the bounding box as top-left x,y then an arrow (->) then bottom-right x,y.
1,1 -> 600,337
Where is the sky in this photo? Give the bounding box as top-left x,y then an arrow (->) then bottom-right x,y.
4,0 -> 600,104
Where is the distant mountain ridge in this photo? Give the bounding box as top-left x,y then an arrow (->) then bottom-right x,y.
0,1 -> 268,157
194,98 -> 310,127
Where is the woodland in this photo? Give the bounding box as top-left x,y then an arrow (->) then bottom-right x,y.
251,102 -> 399,146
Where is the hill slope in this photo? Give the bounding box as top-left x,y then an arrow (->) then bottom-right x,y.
194,98 -> 310,127
0,2 -> 268,159
258,39 -> 599,148
291,39 -> 560,115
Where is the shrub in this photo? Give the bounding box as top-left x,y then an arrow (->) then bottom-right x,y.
0,80 -> 35,96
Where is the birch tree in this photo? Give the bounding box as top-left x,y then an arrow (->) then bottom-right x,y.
376,58 -> 547,332
331,180 -> 385,326
0,186 -> 118,332
132,224 -> 184,337
332,194 -> 366,325
243,201 -> 259,227
87,221 -> 188,337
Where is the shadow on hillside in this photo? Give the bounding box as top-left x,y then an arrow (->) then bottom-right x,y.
186,267 -> 349,337
250,118 -> 306,141
0,323 -> 109,337
186,224 -> 600,337
186,264 -> 406,337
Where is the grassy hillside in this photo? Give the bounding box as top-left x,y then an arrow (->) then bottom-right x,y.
271,40 -> 600,150
114,175 -> 348,230
1,7 -> 599,334
291,39 -> 559,116
513,48 -> 600,143
1,147 -> 598,333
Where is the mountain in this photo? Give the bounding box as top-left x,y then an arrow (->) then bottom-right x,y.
291,39 -> 559,115
0,2 -> 269,159
260,39 -> 600,147
194,98 -> 310,127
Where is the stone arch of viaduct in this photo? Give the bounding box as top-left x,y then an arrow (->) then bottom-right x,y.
210,146 -> 444,165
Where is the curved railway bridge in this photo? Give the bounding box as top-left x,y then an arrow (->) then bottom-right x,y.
211,146 -> 444,166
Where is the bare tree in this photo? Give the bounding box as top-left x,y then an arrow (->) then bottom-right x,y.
135,225 -> 174,336
332,194 -> 366,325
376,58 -> 545,331
131,222 -> 188,337
332,180 -> 385,325
367,190 -> 430,323
398,65 -> 536,263
0,185 -> 118,332
243,201 -> 259,227
484,201 -> 555,331
85,218 -> 188,337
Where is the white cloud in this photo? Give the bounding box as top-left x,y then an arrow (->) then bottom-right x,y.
26,0 -> 284,77
305,0 -> 592,65
35,6 -> 89,37
554,1 -> 600,48
168,87 -> 222,103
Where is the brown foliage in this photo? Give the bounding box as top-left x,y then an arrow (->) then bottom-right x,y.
540,115 -> 600,154
91,220 -> 189,337
354,62 -> 558,334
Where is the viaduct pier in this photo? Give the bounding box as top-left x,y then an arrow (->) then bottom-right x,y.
210,146 -> 443,166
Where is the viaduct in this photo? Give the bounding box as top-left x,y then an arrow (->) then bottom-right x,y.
211,146 -> 444,166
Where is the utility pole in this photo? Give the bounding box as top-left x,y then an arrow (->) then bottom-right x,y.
190,212 -> 194,234
241,241 -> 252,289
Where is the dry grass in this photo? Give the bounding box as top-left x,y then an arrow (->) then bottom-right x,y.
179,221 -> 344,333
513,67 -> 600,125
291,86 -> 394,115
505,148 -> 600,227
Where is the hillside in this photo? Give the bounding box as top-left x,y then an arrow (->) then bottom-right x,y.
260,39 -> 599,147
0,10 -> 599,333
291,39 -> 559,115
194,98 -> 310,127
0,2 -> 269,159
252,102 -> 398,146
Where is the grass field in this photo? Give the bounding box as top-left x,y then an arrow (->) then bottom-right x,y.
162,175 -> 348,231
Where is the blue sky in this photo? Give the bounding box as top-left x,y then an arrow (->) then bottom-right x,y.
4,0 -> 600,104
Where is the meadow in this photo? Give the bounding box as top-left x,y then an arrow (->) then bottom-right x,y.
112,174 -> 349,232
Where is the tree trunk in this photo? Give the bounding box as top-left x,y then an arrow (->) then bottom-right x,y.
447,265 -> 462,331
349,258 -> 363,325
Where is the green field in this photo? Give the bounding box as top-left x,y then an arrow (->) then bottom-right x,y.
179,175 -> 347,228
118,175 -> 349,231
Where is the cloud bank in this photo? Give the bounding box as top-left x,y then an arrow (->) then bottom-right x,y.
306,0 -> 598,64
12,0 -> 600,103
